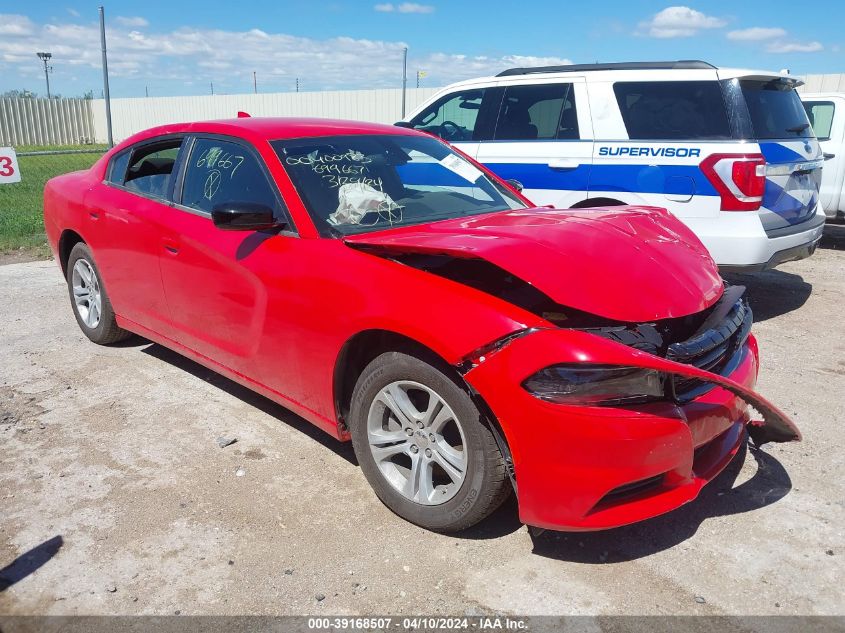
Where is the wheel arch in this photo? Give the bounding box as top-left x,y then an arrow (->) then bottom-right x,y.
332,329 -> 514,482
570,197 -> 628,209
58,229 -> 86,276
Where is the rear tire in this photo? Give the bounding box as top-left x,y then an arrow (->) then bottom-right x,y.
66,242 -> 130,345
349,351 -> 511,532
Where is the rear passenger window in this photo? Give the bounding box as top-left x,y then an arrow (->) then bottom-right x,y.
107,151 -> 130,184
614,81 -> 731,140
180,138 -> 278,215
124,140 -> 183,199
494,83 -> 578,140
803,101 -> 835,140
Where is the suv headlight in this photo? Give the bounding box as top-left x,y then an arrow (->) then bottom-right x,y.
522,364 -> 665,406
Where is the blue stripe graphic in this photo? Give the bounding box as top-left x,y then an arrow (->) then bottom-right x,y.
483,162 -> 718,197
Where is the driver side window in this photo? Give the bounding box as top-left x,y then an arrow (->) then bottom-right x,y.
409,89 -> 489,142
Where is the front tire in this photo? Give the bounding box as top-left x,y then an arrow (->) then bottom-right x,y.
66,242 -> 130,345
349,351 -> 511,532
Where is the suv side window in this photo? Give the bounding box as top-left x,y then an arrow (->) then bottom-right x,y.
803,101 -> 835,141
123,139 -> 183,198
494,83 -> 578,140
409,89 -> 490,142
180,138 -> 279,215
614,81 -> 731,140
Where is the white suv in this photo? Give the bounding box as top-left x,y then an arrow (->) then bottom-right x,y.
402,60 -> 826,272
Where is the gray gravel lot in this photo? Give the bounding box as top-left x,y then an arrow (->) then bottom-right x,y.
1,225 -> 843,616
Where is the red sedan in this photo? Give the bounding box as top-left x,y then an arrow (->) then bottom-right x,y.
44,117 -> 800,532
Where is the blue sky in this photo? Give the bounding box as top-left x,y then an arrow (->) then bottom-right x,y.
1,1 -> 842,98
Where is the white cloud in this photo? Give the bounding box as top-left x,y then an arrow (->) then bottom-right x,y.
397,3 -> 434,12
374,3 -> 434,13
727,27 -> 786,41
766,40 -> 823,53
0,13 -> 567,94
639,6 -> 726,38
114,16 -> 149,28
67,8 -> 80,18
0,14 -> 35,36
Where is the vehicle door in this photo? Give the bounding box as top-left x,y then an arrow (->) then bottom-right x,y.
84,136 -> 184,335
406,86 -> 501,160
803,98 -> 843,214
739,79 -> 823,232
158,135 -> 297,377
474,79 -> 594,208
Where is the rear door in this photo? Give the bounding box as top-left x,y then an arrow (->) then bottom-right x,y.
86,136 -> 184,334
738,78 -> 823,231
475,79 -> 593,208
803,97 -> 843,214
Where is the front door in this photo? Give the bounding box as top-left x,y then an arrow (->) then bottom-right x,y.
157,135 -> 290,375
407,86 -> 502,160
475,80 -> 593,209
804,98 -> 843,214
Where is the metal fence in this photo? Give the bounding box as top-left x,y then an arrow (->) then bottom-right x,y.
798,74 -> 845,93
90,87 -> 442,143
0,98 -> 97,147
0,147 -> 106,250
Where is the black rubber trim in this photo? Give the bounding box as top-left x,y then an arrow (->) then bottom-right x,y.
496,60 -> 716,77
764,212 -> 825,239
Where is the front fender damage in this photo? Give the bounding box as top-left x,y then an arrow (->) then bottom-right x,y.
463,328 -> 800,446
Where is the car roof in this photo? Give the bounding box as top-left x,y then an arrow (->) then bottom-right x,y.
119,117 -> 419,148
424,62 -> 799,93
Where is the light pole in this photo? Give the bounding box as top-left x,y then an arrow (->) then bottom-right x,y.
36,52 -> 52,98
98,6 -> 113,147
401,47 -> 408,117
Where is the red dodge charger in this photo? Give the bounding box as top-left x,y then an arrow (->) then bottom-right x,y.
44,117 -> 800,532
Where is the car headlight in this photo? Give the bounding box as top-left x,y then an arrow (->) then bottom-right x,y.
521,364 -> 666,406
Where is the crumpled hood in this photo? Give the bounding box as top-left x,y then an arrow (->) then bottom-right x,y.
343,206 -> 723,322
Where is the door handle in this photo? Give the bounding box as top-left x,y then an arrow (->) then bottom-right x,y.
547,159 -> 580,170
824,152 -> 836,160
162,239 -> 180,255
88,209 -> 100,219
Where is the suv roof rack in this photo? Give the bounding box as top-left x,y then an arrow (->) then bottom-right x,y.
495,60 -> 717,77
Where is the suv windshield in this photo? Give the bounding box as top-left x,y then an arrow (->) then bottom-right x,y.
273,134 -> 525,236
740,79 -> 812,139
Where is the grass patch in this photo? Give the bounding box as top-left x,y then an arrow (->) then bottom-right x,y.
0,146 -> 107,253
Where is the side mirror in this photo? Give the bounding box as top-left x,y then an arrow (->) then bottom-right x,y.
211,202 -> 283,231
394,121 -> 414,128
505,179 -> 524,192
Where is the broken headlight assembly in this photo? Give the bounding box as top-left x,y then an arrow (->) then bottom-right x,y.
521,364 -> 666,406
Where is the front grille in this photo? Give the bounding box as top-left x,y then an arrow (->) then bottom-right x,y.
578,289 -> 754,404
666,299 -> 752,402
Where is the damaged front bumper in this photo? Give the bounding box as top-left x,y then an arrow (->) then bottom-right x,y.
462,327 -> 800,531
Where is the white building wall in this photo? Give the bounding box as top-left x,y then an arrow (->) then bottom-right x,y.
91,87 -> 441,143
798,74 -> 845,93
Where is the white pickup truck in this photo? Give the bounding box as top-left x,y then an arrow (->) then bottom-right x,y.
802,93 -> 845,220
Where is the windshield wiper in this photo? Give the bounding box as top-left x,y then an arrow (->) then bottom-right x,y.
787,123 -> 810,133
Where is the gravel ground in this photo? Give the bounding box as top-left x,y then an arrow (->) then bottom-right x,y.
0,225 -> 843,617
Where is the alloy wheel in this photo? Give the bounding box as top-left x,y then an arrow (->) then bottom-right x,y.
366,380 -> 468,505
71,259 -> 102,329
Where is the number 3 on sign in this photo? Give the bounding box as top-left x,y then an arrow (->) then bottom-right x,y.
0,147 -> 21,184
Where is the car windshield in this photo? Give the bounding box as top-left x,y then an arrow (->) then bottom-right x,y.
272,134 -> 526,236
